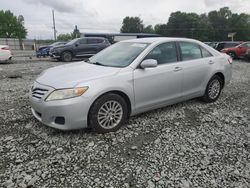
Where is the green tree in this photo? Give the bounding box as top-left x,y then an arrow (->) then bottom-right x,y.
120,16 -> 144,33
154,24 -> 168,36
229,13 -> 250,41
143,25 -> 155,33
120,7 -> 250,41
165,11 -> 211,41
0,10 -> 27,38
207,7 -> 232,41
57,33 -> 73,41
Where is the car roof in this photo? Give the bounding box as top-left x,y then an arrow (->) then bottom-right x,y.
80,37 -> 106,40
121,37 -> 201,44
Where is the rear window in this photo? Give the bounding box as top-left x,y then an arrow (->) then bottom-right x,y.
179,42 -> 202,61
201,47 -> 212,58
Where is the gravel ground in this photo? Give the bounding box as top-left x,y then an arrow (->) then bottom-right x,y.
0,60 -> 249,188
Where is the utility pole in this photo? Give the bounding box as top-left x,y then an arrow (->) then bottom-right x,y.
52,10 -> 56,40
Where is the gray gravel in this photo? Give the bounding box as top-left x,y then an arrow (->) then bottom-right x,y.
0,60 -> 249,188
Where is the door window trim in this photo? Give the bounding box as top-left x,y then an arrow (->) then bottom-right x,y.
137,41 -> 180,69
177,41 -> 213,61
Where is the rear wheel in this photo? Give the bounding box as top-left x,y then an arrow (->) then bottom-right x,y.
202,75 -> 223,103
88,93 -> 128,133
62,51 -> 73,62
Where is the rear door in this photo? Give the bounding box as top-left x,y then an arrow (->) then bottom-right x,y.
86,38 -> 103,55
75,38 -> 89,57
178,42 -> 213,98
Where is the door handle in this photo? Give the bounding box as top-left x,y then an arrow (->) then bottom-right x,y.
174,67 -> 182,72
208,60 -> 214,64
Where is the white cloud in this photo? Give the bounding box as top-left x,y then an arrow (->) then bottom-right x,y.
0,0 -> 249,39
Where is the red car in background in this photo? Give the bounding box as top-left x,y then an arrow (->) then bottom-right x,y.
221,42 -> 250,59
245,49 -> 250,61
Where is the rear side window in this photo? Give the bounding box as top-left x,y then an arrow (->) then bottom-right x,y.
144,42 -> 178,65
201,47 -> 212,58
225,43 -> 238,48
179,42 -> 202,61
79,39 -> 87,44
87,39 -> 103,44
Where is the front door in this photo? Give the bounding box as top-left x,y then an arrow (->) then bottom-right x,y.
133,42 -> 183,113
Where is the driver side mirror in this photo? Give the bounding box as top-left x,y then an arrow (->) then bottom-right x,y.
140,59 -> 158,69
75,43 -> 79,47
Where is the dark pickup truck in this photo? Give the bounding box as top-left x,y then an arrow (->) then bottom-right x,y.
50,37 -> 110,62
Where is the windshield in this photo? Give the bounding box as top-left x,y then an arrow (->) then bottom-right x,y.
51,42 -> 64,46
88,42 -> 149,67
66,38 -> 79,45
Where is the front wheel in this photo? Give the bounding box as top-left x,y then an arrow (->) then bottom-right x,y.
202,75 -> 223,103
88,93 -> 128,133
62,51 -> 73,62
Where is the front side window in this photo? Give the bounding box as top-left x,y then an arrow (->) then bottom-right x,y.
144,42 -> 178,64
179,42 -> 202,61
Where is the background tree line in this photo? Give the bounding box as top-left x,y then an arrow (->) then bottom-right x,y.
121,7 -> 250,41
0,10 -> 27,38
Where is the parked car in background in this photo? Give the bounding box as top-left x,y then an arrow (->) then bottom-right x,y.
215,41 -> 242,52
0,45 -> 12,62
36,42 -> 66,58
221,42 -> 250,59
245,49 -> 250,61
204,42 -> 218,49
30,37 -> 232,133
49,37 -> 110,62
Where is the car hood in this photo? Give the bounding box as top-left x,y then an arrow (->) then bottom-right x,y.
36,61 -> 121,89
38,45 -> 50,50
53,44 -> 71,50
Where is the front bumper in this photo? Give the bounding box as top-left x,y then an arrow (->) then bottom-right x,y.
29,83 -> 91,130
49,51 -> 60,59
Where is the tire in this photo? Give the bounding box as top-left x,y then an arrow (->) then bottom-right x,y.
202,75 -> 223,103
228,52 -> 237,59
61,51 -> 73,62
88,93 -> 128,133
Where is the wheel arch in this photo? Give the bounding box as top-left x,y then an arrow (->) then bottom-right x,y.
213,72 -> 225,88
61,50 -> 74,57
87,90 -> 132,126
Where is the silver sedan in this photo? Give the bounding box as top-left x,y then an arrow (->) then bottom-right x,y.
29,37 -> 232,133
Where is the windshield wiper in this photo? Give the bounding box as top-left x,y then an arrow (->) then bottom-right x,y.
84,59 -> 108,67
91,61 -> 106,66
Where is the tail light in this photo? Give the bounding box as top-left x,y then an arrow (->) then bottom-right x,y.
1,47 -> 10,50
228,57 -> 233,64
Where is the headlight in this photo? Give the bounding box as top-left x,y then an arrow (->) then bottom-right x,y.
45,87 -> 88,101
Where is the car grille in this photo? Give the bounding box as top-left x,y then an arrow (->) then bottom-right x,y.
32,87 -> 49,100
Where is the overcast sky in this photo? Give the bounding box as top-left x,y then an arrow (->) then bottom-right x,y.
1,0 -> 250,39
